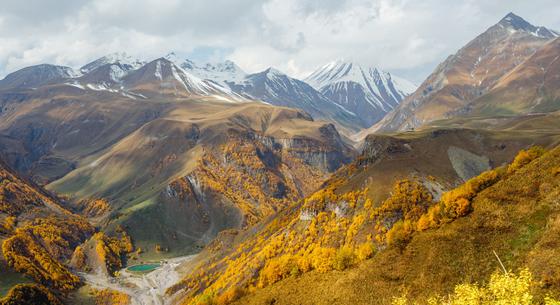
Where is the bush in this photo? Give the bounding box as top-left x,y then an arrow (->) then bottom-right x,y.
91,288 -> 130,305
392,269 -> 559,305
441,168 -> 501,218
259,254 -> 299,287
216,286 -> 245,305
310,247 -> 336,273
508,146 -> 546,174
386,220 -> 414,248
333,246 -> 356,271
356,242 -> 376,261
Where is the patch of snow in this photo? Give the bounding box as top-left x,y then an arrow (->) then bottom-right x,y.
81,52 -> 146,74
154,61 -> 163,81
165,53 -> 247,86
65,82 -> 85,90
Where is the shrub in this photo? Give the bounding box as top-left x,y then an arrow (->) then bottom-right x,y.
258,255 -> 292,287
441,168 -> 501,218
386,220 -> 414,248
296,253 -> 313,273
508,146 -> 546,174
91,288 -> 130,305
333,246 -> 356,271
310,247 -> 336,273
216,286 -> 245,305
392,269 -> 558,305
2,216 -> 16,232
196,291 -> 217,305
356,242 -> 376,261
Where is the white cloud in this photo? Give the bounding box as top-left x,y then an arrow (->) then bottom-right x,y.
0,0 -> 559,83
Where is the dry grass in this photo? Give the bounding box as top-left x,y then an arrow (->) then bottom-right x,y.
229,146 -> 560,305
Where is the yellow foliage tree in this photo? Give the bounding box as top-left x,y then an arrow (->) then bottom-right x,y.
392,269 -> 558,305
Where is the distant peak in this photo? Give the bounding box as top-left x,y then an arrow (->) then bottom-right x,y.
497,12 -> 557,38
80,52 -> 145,74
325,59 -> 355,69
499,12 -> 531,28
264,67 -> 285,76
503,12 -> 522,21
164,52 -> 180,62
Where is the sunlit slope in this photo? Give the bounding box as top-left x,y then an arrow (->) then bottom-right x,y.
468,38 -> 560,116
371,13 -> 557,133
49,101 -> 355,259
169,124 -> 560,304
0,160 -> 95,303
0,85 -> 170,183
227,144 -> 560,305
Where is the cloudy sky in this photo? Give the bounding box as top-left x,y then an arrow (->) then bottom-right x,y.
1,0 -> 559,83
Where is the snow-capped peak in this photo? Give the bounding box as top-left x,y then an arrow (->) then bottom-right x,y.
164,53 -> 247,86
304,60 -> 417,126
80,52 -> 146,74
305,60 -> 415,94
498,12 -> 558,39
263,67 -> 286,78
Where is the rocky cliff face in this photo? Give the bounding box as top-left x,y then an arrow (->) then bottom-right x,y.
359,134 -> 412,165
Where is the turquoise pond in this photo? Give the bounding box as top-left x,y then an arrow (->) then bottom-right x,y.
127,263 -> 161,272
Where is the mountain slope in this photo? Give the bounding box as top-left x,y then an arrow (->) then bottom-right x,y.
374,13 -> 558,133
226,144 -> 560,305
80,52 -> 145,74
0,55 -> 245,102
0,159 -> 94,301
0,86 -> 168,183
466,37 -> 560,115
121,58 -> 243,99
0,55 -> 365,133
165,53 -> 248,87
306,61 -> 416,126
47,100 -> 355,258
0,63 -> 356,260
0,64 -> 78,90
165,54 -> 365,133
169,120 -> 560,304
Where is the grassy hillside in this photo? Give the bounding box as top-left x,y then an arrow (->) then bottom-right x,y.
170,142 -> 560,305
44,100 -> 354,260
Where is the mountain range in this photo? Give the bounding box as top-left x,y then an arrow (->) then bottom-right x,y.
0,51 -> 416,134
1,11 -> 560,305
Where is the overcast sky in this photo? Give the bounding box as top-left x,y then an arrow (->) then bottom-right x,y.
1,0 -> 559,83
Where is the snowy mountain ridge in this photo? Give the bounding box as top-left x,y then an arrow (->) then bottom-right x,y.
305,60 -> 417,126
165,52 -> 247,86
0,53 -> 417,131
80,52 -> 146,74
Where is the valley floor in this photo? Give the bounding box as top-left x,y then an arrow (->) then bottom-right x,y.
81,255 -> 196,305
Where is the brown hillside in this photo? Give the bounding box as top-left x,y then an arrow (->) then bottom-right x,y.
168,125 -> 560,304
370,13 -> 556,134
468,37 -> 560,115
217,145 -> 560,305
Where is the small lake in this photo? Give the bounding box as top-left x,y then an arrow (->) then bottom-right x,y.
127,263 -> 161,273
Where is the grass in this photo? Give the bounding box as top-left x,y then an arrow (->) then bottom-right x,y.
0,271 -> 31,297
227,145 -> 560,305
